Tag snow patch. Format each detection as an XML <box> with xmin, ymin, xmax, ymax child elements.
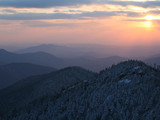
<box><xmin>68</xmin><ymin>85</ymin><xmax>75</xmax><ymax>90</ymax></box>
<box><xmin>134</xmin><ymin>66</ymin><xmax>141</xmax><ymax>70</ymax></box>
<box><xmin>119</xmin><ymin>79</ymin><xmax>131</xmax><ymax>84</ymax></box>
<box><xmin>83</xmin><ymin>80</ymin><xmax>88</xmax><ymax>83</ymax></box>
<box><xmin>133</xmin><ymin>66</ymin><xmax>144</xmax><ymax>74</ymax></box>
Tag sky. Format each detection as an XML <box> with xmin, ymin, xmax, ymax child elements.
<box><xmin>0</xmin><ymin>0</ymin><xmax>160</xmax><ymax>46</ymax></box>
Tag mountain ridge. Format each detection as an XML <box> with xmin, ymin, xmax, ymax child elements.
<box><xmin>0</xmin><ymin>48</ymin><xmax>126</xmax><ymax>72</ymax></box>
<box><xmin>0</xmin><ymin>63</ymin><xmax>56</xmax><ymax>89</ymax></box>
<box><xmin>0</xmin><ymin>66</ymin><xmax>96</xmax><ymax>115</ymax></box>
<box><xmin>0</xmin><ymin>60</ymin><xmax>160</xmax><ymax>120</ymax></box>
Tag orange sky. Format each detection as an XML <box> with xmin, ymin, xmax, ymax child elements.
<box><xmin>0</xmin><ymin>1</ymin><xmax>160</xmax><ymax>46</ymax></box>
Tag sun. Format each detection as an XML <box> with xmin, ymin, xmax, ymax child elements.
<box><xmin>145</xmin><ymin>15</ymin><xmax>154</xmax><ymax>21</ymax></box>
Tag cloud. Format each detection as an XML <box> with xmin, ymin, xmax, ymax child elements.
<box><xmin>0</xmin><ymin>13</ymin><xmax>77</xmax><ymax>20</ymax></box>
<box><xmin>22</xmin><ymin>21</ymin><xmax>76</xmax><ymax>27</ymax></box>
<box><xmin>0</xmin><ymin>11</ymin><xmax>142</xmax><ymax>20</ymax></box>
<box><xmin>105</xmin><ymin>1</ymin><xmax>160</xmax><ymax>8</ymax></box>
<box><xmin>1</xmin><ymin>9</ymin><xmax>17</xmax><ymax>13</ymax></box>
<box><xmin>149</xmin><ymin>10</ymin><xmax>160</xmax><ymax>14</ymax></box>
<box><xmin>0</xmin><ymin>0</ymin><xmax>160</xmax><ymax>8</ymax></box>
<box><xmin>0</xmin><ymin>0</ymin><xmax>93</xmax><ymax>8</ymax></box>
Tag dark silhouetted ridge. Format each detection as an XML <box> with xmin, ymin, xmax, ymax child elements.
<box><xmin>1</xmin><ymin>60</ymin><xmax>160</xmax><ymax>120</ymax></box>
<box><xmin>0</xmin><ymin>63</ymin><xmax>56</xmax><ymax>89</ymax></box>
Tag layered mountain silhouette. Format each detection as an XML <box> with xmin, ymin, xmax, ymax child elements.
<box><xmin>0</xmin><ymin>49</ymin><xmax>64</xmax><ymax>68</ymax></box>
<box><xmin>16</xmin><ymin>44</ymin><xmax>91</xmax><ymax>58</ymax></box>
<box><xmin>16</xmin><ymin>44</ymin><xmax>160</xmax><ymax>59</ymax></box>
<box><xmin>0</xmin><ymin>49</ymin><xmax>126</xmax><ymax>71</ymax></box>
<box><xmin>0</xmin><ymin>60</ymin><xmax>160</xmax><ymax>120</ymax></box>
<box><xmin>0</xmin><ymin>67</ymin><xmax>96</xmax><ymax>119</ymax></box>
<box><xmin>145</xmin><ymin>54</ymin><xmax>160</xmax><ymax>66</ymax></box>
<box><xmin>0</xmin><ymin>63</ymin><xmax>56</xmax><ymax>89</ymax></box>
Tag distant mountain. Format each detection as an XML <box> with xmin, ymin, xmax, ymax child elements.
<box><xmin>0</xmin><ymin>63</ymin><xmax>56</xmax><ymax>89</ymax></box>
<box><xmin>0</xmin><ymin>49</ymin><xmax>65</xmax><ymax>68</ymax></box>
<box><xmin>61</xmin><ymin>44</ymin><xmax>160</xmax><ymax>59</ymax></box>
<box><xmin>0</xmin><ymin>67</ymin><xmax>96</xmax><ymax>118</ymax></box>
<box><xmin>2</xmin><ymin>43</ymin><xmax>160</xmax><ymax>59</ymax></box>
<box><xmin>16</xmin><ymin>44</ymin><xmax>91</xmax><ymax>58</ymax></box>
<box><xmin>0</xmin><ymin>60</ymin><xmax>160</xmax><ymax>120</ymax></box>
<box><xmin>15</xmin><ymin>44</ymin><xmax>128</xmax><ymax>58</ymax></box>
<box><xmin>66</xmin><ymin>56</ymin><xmax>127</xmax><ymax>72</ymax></box>
<box><xmin>0</xmin><ymin>49</ymin><xmax>126</xmax><ymax>72</ymax></box>
<box><xmin>145</xmin><ymin>54</ymin><xmax>160</xmax><ymax>66</ymax></box>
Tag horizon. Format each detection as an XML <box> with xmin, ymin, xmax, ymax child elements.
<box><xmin>1</xmin><ymin>43</ymin><xmax>160</xmax><ymax>59</ymax></box>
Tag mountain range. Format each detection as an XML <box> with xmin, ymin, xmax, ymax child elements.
<box><xmin>0</xmin><ymin>63</ymin><xmax>56</xmax><ymax>89</ymax></box>
<box><xmin>0</xmin><ymin>49</ymin><xmax>126</xmax><ymax>72</ymax></box>
<box><xmin>16</xmin><ymin>44</ymin><xmax>160</xmax><ymax>59</ymax></box>
<box><xmin>16</xmin><ymin>44</ymin><xmax>92</xmax><ymax>58</ymax></box>
<box><xmin>15</xmin><ymin>44</ymin><xmax>160</xmax><ymax>66</ymax></box>
<box><xmin>0</xmin><ymin>67</ymin><xmax>96</xmax><ymax>118</ymax></box>
<box><xmin>0</xmin><ymin>60</ymin><xmax>160</xmax><ymax>120</ymax></box>
<box><xmin>145</xmin><ymin>54</ymin><xmax>160</xmax><ymax>66</ymax></box>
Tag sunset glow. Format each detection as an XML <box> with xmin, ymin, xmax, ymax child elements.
<box><xmin>144</xmin><ymin>21</ymin><xmax>152</xmax><ymax>28</ymax></box>
<box><xmin>0</xmin><ymin>0</ymin><xmax>160</xmax><ymax>46</ymax></box>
